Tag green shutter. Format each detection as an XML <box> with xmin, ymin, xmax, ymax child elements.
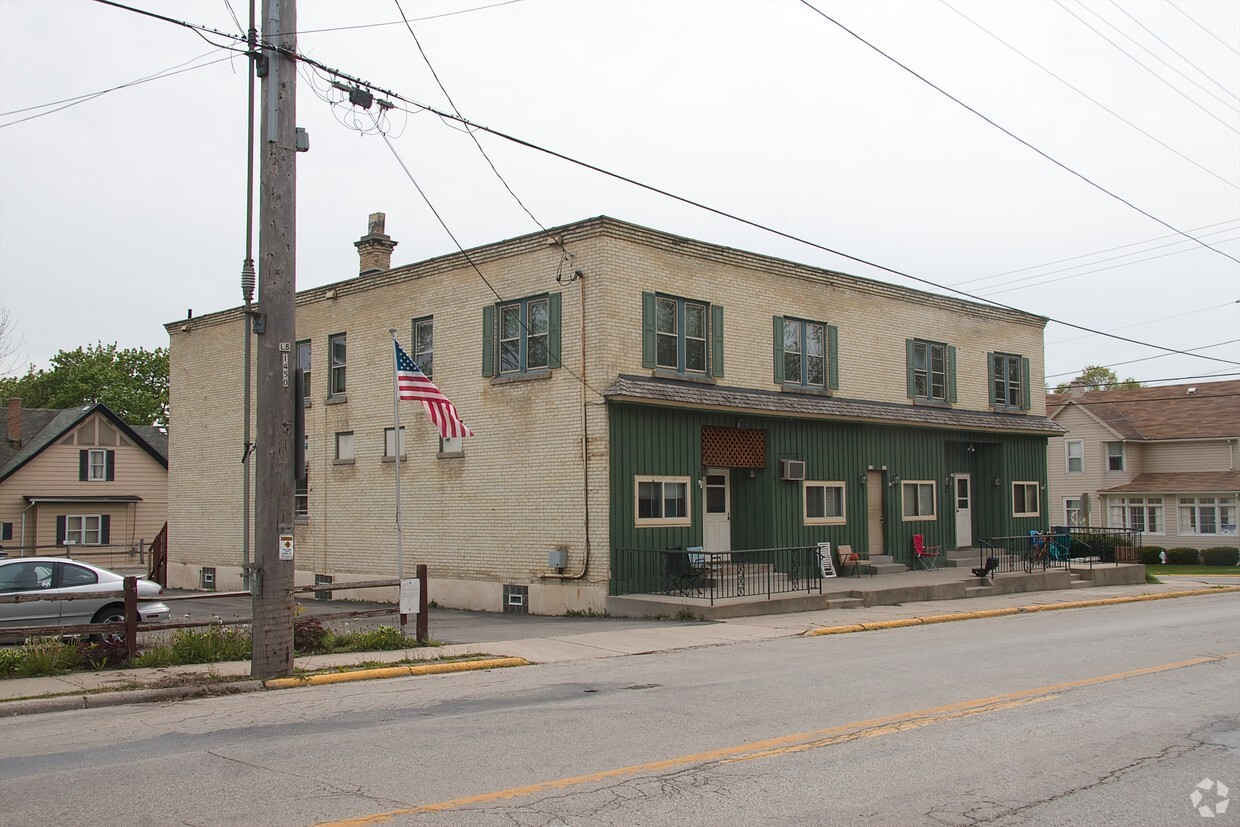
<box><xmin>548</xmin><ymin>292</ymin><xmax>562</xmax><ymax>369</ymax></box>
<box><xmin>641</xmin><ymin>292</ymin><xmax>655</xmax><ymax>368</ymax></box>
<box><xmin>828</xmin><ymin>324</ymin><xmax>839</xmax><ymax>390</ymax></box>
<box><xmin>711</xmin><ymin>304</ymin><xmax>724</xmax><ymax>377</ymax></box>
<box><xmin>481</xmin><ymin>305</ymin><xmax>495</xmax><ymax>378</ymax></box>
<box><xmin>100</xmin><ymin>515</ymin><xmax>110</xmax><ymax>545</ymax></box>
<box><xmin>986</xmin><ymin>352</ymin><xmax>995</xmax><ymax>406</ymax></box>
<box><xmin>1021</xmin><ymin>356</ymin><xmax>1032</xmax><ymax>410</ymax></box>
<box><xmin>905</xmin><ymin>339</ymin><xmax>916</xmax><ymax>398</ymax></box>
<box><xmin>947</xmin><ymin>345</ymin><xmax>957</xmax><ymax>403</ymax></box>
<box><xmin>772</xmin><ymin>316</ymin><xmax>784</xmax><ymax>384</ymax></box>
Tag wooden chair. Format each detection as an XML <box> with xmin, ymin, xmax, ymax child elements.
<box><xmin>838</xmin><ymin>544</ymin><xmax>871</xmax><ymax>577</ymax></box>
<box><xmin>912</xmin><ymin>534</ymin><xmax>941</xmax><ymax>571</ymax></box>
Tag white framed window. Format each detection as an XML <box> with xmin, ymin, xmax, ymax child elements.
<box><xmin>499</xmin><ymin>296</ymin><xmax>550</xmax><ymax>374</ymax></box>
<box><xmin>634</xmin><ymin>476</ymin><xmax>691</xmax><ymax>526</ymax></box>
<box><xmin>1106</xmin><ymin>442</ymin><xmax>1124</xmax><ymax>472</ymax></box>
<box><xmin>911</xmin><ymin>340</ymin><xmax>948</xmax><ymax>401</ymax></box>
<box><xmin>1064</xmin><ymin>497</ymin><xmax>1084</xmax><ymax>527</ymax></box>
<box><xmin>901</xmin><ymin>481</ymin><xmax>937</xmax><ymax>521</ymax></box>
<box><xmin>1178</xmin><ymin>496</ymin><xmax>1236</xmax><ymax>536</ymax></box>
<box><xmin>439</xmin><ymin>435</ymin><xmax>463</xmax><ymax>455</ymax></box>
<box><xmin>87</xmin><ymin>449</ymin><xmax>107</xmax><ymax>481</ymax></box>
<box><xmin>297</xmin><ymin>340</ymin><xmax>311</xmax><ymax>402</ymax></box>
<box><xmin>335</xmin><ymin>431</ymin><xmax>355</xmax><ymax>462</ymax></box>
<box><xmin>1012</xmin><ymin>482</ymin><xmax>1040</xmax><ymax>517</ymax></box>
<box><xmin>783</xmin><ymin>319</ymin><xmax>827</xmax><ymax>388</ymax></box>
<box><xmin>294</xmin><ymin>477</ymin><xmax>308</xmax><ymax>518</ymax></box>
<box><xmin>384</xmin><ymin>427</ymin><xmax>406</xmax><ymax>459</ymax></box>
<box><xmin>804</xmin><ymin>481</ymin><xmax>846</xmax><ymax>525</ymax></box>
<box><xmin>1066</xmin><ymin>440</ymin><xmax>1084</xmax><ymax>474</ymax></box>
<box><xmin>66</xmin><ymin>515</ymin><xmax>102</xmax><ymax>545</ymax></box>
<box><xmin>1109</xmin><ymin>496</ymin><xmax>1163</xmax><ymax>534</ymax></box>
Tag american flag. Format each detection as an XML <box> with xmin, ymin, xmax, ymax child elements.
<box><xmin>394</xmin><ymin>340</ymin><xmax>475</xmax><ymax>439</ymax></box>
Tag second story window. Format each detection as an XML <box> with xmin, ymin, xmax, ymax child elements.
<box><xmin>907</xmin><ymin>339</ymin><xmax>954</xmax><ymax>403</ymax></box>
<box><xmin>989</xmin><ymin>352</ymin><xmax>1029</xmax><ymax>410</ymax></box>
<box><xmin>1106</xmin><ymin>442</ymin><xmax>1125</xmax><ymax>472</ymax></box>
<box><xmin>329</xmin><ymin>333</ymin><xmax>347</xmax><ymax>397</ymax></box>
<box><xmin>774</xmin><ymin>316</ymin><xmax>838</xmax><ymax>389</ymax></box>
<box><xmin>482</xmin><ymin>294</ymin><xmax>561</xmax><ymax>378</ymax></box>
<box><xmin>297</xmin><ymin>340</ymin><xmax>311</xmax><ymax>402</ymax></box>
<box><xmin>642</xmin><ymin>292</ymin><xmax>723</xmax><ymax>378</ymax></box>
<box><xmin>79</xmin><ymin>449</ymin><xmax>114</xmax><ymax>482</ymax></box>
<box><xmin>413</xmin><ymin>316</ymin><xmax>434</xmax><ymax>378</ymax></box>
<box><xmin>1066</xmin><ymin>439</ymin><xmax>1084</xmax><ymax>474</ymax></box>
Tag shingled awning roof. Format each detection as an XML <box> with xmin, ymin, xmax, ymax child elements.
<box><xmin>1100</xmin><ymin>471</ymin><xmax>1240</xmax><ymax>495</ymax></box>
<box><xmin>605</xmin><ymin>375</ymin><xmax>1065</xmax><ymax>436</ymax></box>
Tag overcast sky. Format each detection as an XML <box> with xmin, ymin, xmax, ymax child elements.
<box><xmin>1</xmin><ymin>0</ymin><xmax>1237</xmax><ymax>390</ymax></box>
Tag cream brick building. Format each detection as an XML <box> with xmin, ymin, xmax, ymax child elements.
<box><xmin>166</xmin><ymin>216</ymin><xmax>1063</xmax><ymax>613</ymax></box>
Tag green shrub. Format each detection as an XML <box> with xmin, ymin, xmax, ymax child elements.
<box><xmin>1201</xmin><ymin>546</ymin><xmax>1240</xmax><ymax>566</ymax></box>
<box><xmin>1166</xmin><ymin>547</ymin><xmax>1201</xmax><ymax>565</ymax></box>
<box><xmin>17</xmin><ymin>637</ymin><xmax>81</xmax><ymax>677</ymax></box>
<box><xmin>0</xmin><ymin>647</ymin><xmax>22</xmax><ymax>677</ymax></box>
<box><xmin>134</xmin><ymin>625</ymin><xmax>251</xmax><ymax>667</ymax></box>
<box><xmin>1138</xmin><ymin>547</ymin><xmax>1165</xmax><ymax>565</ymax></box>
<box><xmin>79</xmin><ymin>639</ymin><xmax>129</xmax><ymax>670</ymax></box>
<box><xmin>316</xmin><ymin>624</ymin><xmax>416</xmax><ymax>654</ymax></box>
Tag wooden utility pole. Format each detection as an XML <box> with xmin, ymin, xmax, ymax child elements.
<box><xmin>251</xmin><ymin>0</ymin><xmax>297</xmax><ymax>679</ymax></box>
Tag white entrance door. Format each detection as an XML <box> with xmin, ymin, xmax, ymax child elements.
<box><xmin>953</xmin><ymin>473</ymin><xmax>972</xmax><ymax>548</ymax></box>
<box><xmin>703</xmin><ymin>469</ymin><xmax>731</xmax><ymax>553</ymax></box>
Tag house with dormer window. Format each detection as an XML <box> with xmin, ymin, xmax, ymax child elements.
<box><xmin>165</xmin><ymin>215</ymin><xmax>1064</xmax><ymax>614</ymax></box>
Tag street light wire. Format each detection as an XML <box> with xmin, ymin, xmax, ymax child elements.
<box><xmin>797</xmin><ymin>0</ymin><xmax>1240</xmax><ymax>266</ymax></box>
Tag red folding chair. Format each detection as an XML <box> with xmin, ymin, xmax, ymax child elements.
<box><xmin>912</xmin><ymin>534</ymin><xmax>941</xmax><ymax>571</ymax></box>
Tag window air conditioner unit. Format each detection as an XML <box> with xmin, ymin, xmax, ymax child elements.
<box><xmin>781</xmin><ymin>460</ymin><xmax>806</xmax><ymax>481</ymax></box>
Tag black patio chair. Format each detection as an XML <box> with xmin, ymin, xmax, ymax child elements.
<box><xmin>664</xmin><ymin>551</ymin><xmax>704</xmax><ymax>596</ymax></box>
<box><xmin>972</xmin><ymin>556</ymin><xmax>999</xmax><ymax>582</ymax></box>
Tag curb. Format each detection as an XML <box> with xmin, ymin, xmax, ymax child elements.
<box><xmin>0</xmin><ymin>680</ymin><xmax>265</xmax><ymax>719</ymax></box>
<box><xmin>803</xmin><ymin>586</ymin><xmax>1240</xmax><ymax>637</ymax></box>
<box><xmin>263</xmin><ymin>657</ymin><xmax>529</xmax><ymax>689</ymax></box>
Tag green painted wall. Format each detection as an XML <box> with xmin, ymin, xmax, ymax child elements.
<box><xmin>608</xmin><ymin>403</ymin><xmax>1050</xmax><ymax>568</ymax></box>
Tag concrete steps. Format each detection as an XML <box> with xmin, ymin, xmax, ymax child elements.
<box><xmin>943</xmin><ymin>549</ymin><xmax>984</xmax><ymax>568</ymax></box>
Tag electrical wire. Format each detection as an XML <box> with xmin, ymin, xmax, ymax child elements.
<box><xmin>0</xmin><ymin>52</ymin><xmax>237</xmax><ymax>128</ymax></box>
<box><xmin>1049</xmin><ymin>379</ymin><xmax>1240</xmax><ymax>396</ymax></box>
<box><xmin>1046</xmin><ymin>339</ymin><xmax>1240</xmax><ymax>378</ymax></box>
<box><xmin>1048</xmin><ymin>300</ymin><xmax>1239</xmax><ymax>346</ymax></box>
<box><xmin>1166</xmin><ymin>0</ymin><xmax>1240</xmax><ymax>58</ymax></box>
<box><xmin>798</xmin><ymin>0</ymin><xmax>1240</xmax><ymax>266</ymax></box>
<box><xmin>1055</xmin><ymin>0</ymin><xmax>1240</xmax><ymax>131</ymax></box>
<box><xmin>948</xmin><ymin>220</ymin><xmax>1239</xmax><ymax>288</ymax></box>
<box><xmin>86</xmin><ymin>0</ymin><xmax>1240</xmax><ymax>370</ymax></box>
<box><xmin>938</xmin><ymin>0</ymin><xmax>1238</xmax><ymax>191</ymax></box>
<box><xmin>285</xmin><ymin>0</ymin><xmax>524</xmax><ymax>38</ymax></box>
<box><xmin>1107</xmin><ymin>0</ymin><xmax>1240</xmax><ymax>104</ymax></box>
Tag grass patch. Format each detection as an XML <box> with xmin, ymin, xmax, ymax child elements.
<box><xmin>1148</xmin><ymin>565</ymin><xmax>1240</xmax><ymax>576</ymax></box>
<box><xmin>564</xmin><ymin>607</ymin><xmax>610</xmax><ymax>618</ymax></box>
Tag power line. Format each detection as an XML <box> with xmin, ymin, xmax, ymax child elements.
<box><xmin>1047</xmin><ymin>300</ymin><xmax>1239</xmax><ymax>346</ymax></box>
<box><xmin>1166</xmin><ymin>0</ymin><xmax>1240</xmax><ymax>58</ymax></box>
<box><xmin>1055</xmin><ymin>0</ymin><xmax>1240</xmax><ymax>131</ymax></box>
<box><xmin>1049</xmin><ymin>380</ymin><xmax>1240</xmax><ymax>397</ymax></box>
<box><xmin>797</xmin><ymin>0</ymin><xmax>1240</xmax><ymax>266</ymax></box>
<box><xmin>938</xmin><ymin>0</ymin><xmax>1238</xmax><ymax>191</ymax></box>
<box><xmin>88</xmin><ymin>0</ymin><xmax>1240</xmax><ymax>370</ymax></box>
<box><xmin>290</xmin><ymin>0</ymin><xmax>523</xmax><ymax>38</ymax></box>
<box><xmin>948</xmin><ymin>220</ymin><xmax>1239</xmax><ymax>288</ymax></box>
<box><xmin>1108</xmin><ymin>0</ymin><xmax>1240</xmax><ymax>105</ymax></box>
<box><xmin>1046</xmin><ymin>338</ymin><xmax>1240</xmax><ymax>378</ymax></box>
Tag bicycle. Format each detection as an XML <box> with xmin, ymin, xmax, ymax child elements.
<box><xmin>1025</xmin><ymin>530</ymin><xmax>1049</xmax><ymax>573</ymax></box>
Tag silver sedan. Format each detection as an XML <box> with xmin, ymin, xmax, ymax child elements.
<box><xmin>0</xmin><ymin>557</ymin><xmax>170</xmax><ymax>636</ymax></box>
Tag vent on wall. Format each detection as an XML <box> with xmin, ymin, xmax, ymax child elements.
<box><xmin>780</xmin><ymin>459</ymin><xmax>806</xmax><ymax>481</ymax></box>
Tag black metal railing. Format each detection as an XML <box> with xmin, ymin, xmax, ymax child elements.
<box><xmin>1057</xmin><ymin>526</ymin><xmax>1144</xmax><ymax>566</ymax></box>
<box><xmin>975</xmin><ymin>533</ymin><xmax>1074</xmax><ymax>576</ymax></box>
<box><xmin>611</xmin><ymin>546</ymin><xmax>827</xmax><ymax>604</ymax></box>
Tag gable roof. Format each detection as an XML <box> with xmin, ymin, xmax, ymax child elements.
<box><xmin>0</xmin><ymin>402</ymin><xmax>169</xmax><ymax>483</ymax></box>
<box><xmin>1046</xmin><ymin>380</ymin><xmax>1240</xmax><ymax>441</ymax></box>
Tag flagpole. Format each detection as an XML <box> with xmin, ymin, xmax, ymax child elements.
<box><xmin>389</xmin><ymin>328</ymin><xmax>406</xmax><ymax>634</ymax></box>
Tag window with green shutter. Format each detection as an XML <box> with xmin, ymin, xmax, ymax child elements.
<box><xmin>482</xmin><ymin>293</ymin><xmax>561</xmax><ymax>378</ymax></box>
<box><xmin>773</xmin><ymin>316</ymin><xmax>838</xmax><ymax>390</ymax></box>
<box><xmin>642</xmin><ymin>292</ymin><xmax>722</xmax><ymax>377</ymax></box>
<box><xmin>987</xmin><ymin>351</ymin><xmax>1030</xmax><ymax>410</ymax></box>
<box><xmin>906</xmin><ymin>339</ymin><xmax>955</xmax><ymax>403</ymax></box>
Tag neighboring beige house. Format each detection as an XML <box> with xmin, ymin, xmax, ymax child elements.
<box><xmin>1046</xmin><ymin>380</ymin><xmax>1240</xmax><ymax>549</ymax></box>
<box><xmin>166</xmin><ymin>214</ymin><xmax>1063</xmax><ymax>614</ymax></box>
<box><xmin>0</xmin><ymin>399</ymin><xmax>169</xmax><ymax>557</ymax></box>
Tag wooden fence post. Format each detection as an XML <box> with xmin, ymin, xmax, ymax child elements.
<box><xmin>123</xmin><ymin>576</ymin><xmax>137</xmax><ymax>665</ymax></box>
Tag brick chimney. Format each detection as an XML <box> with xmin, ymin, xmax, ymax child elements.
<box><xmin>7</xmin><ymin>398</ymin><xmax>21</xmax><ymax>448</ymax></box>
<box><xmin>354</xmin><ymin>212</ymin><xmax>398</xmax><ymax>276</ymax></box>
<box><xmin>1068</xmin><ymin>381</ymin><xmax>1087</xmax><ymax>400</ymax></box>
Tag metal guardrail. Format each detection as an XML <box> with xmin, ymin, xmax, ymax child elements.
<box><xmin>611</xmin><ymin>546</ymin><xmax>825</xmax><ymax>604</ymax></box>
<box><xmin>976</xmin><ymin>527</ymin><xmax>1144</xmax><ymax>575</ymax></box>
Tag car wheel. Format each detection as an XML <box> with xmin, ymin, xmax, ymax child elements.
<box><xmin>90</xmin><ymin>604</ymin><xmax>127</xmax><ymax>644</ymax></box>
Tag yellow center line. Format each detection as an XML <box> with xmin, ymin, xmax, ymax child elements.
<box><xmin>316</xmin><ymin>653</ymin><xmax>1236</xmax><ymax>826</ymax></box>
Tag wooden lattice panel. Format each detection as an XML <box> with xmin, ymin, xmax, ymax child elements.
<box><xmin>701</xmin><ymin>426</ymin><xmax>766</xmax><ymax>468</ymax></box>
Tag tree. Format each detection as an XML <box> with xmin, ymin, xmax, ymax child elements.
<box><xmin>1053</xmin><ymin>365</ymin><xmax>1142</xmax><ymax>394</ymax></box>
<box><xmin>0</xmin><ymin>343</ymin><xmax>169</xmax><ymax>425</ymax></box>
<box><xmin>0</xmin><ymin>307</ymin><xmax>22</xmax><ymax>377</ymax></box>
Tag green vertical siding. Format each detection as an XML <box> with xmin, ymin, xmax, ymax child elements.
<box><xmin>608</xmin><ymin>404</ymin><xmax>1050</xmax><ymax>567</ymax></box>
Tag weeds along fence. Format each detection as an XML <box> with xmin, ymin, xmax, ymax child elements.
<box><xmin>0</xmin><ymin>574</ymin><xmax>427</xmax><ymax>665</ymax></box>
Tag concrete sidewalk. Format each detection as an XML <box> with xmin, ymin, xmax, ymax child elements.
<box><xmin>2</xmin><ymin>575</ymin><xmax>1237</xmax><ymax>717</ymax></box>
